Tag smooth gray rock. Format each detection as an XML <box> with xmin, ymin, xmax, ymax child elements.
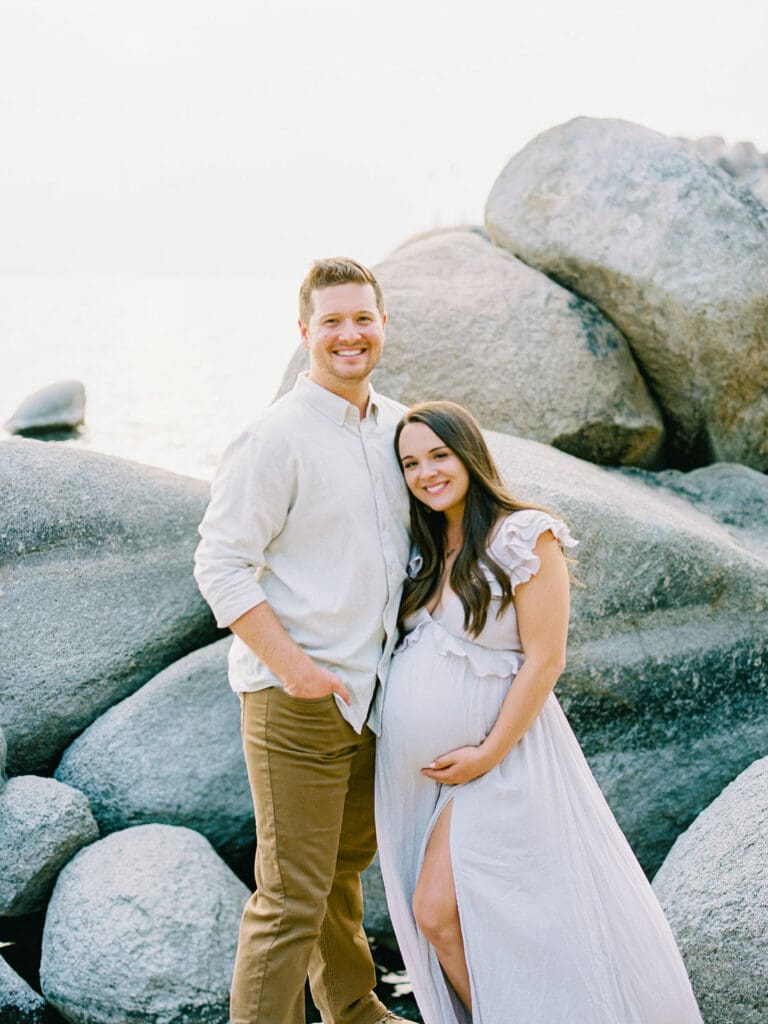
<box><xmin>4</xmin><ymin>380</ymin><xmax>86</xmax><ymax>434</ymax></box>
<box><xmin>485</xmin><ymin>117</ymin><xmax>768</xmax><ymax>470</ymax></box>
<box><xmin>483</xmin><ymin>430</ymin><xmax>768</xmax><ymax>873</ymax></box>
<box><xmin>0</xmin><ymin>776</ymin><xmax>99</xmax><ymax>916</ymax></box>
<box><xmin>40</xmin><ymin>825</ymin><xmax>248</xmax><ymax>1024</ymax></box>
<box><xmin>0</xmin><ymin>954</ymin><xmax>57</xmax><ymax>1024</ymax></box>
<box><xmin>718</xmin><ymin>140</ymin><xmax>765</xmax><ymax>178</ymax></box>
<box><xmin>653</xmin><ymin>756</ymin><xmax>768</xmax><ymax>1024</ymax></box>
<box><xmin>56</xmin><ymin>638</ymin><xmax>254</xmax><ymax>871</ymax></box>
<box><xmin>279</xmin><ymin>230</ymin><xmax>665</xmax><ymax>467</ymax></box>
<box><xmin>0</xmin><ymin>726</ymin><xmax>7</xmax><ymax>789</ymax></box>
<box><xmin>0</xmin><ymin>439</ymin><xmax>220</xmax><ymax>775</ymax></box>
<box><xmin>618</xmin><ymin>462</ymin><xmax>768</xmax><ymax>563</ymax></box>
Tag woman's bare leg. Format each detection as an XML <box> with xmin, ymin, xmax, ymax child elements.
<box><xmin>412</xmin><ymin>801</ymin><xmax>471</xmax><ymax>1012</ymax></box>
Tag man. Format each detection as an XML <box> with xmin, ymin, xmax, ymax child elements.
<box><xmin>194</xmin><ymin>257</ymin><xmax>411</xmax><ymax>1024</ymax></box>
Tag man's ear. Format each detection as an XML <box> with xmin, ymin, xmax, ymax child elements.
<box><xmin>299</xmin><ymin>319</ymin><xmax>310</xmax><ymax>350</ymax></box>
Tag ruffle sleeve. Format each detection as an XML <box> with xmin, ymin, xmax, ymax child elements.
<box><xmin>490</xmin><ymin>509</ymin><xmax>578</xmax><ymax>592</ymax></box>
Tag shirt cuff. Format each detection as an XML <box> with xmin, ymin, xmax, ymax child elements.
<box><xmin>202</xmin><ymin>577</ymin><xmax>268</xmax><ymax>630</ymax></box>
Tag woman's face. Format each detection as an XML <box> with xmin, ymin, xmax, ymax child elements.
<box><xmin>398</xmin><ymin>422</ymin><xmax>470</xmax><ymax>519</ymax></box>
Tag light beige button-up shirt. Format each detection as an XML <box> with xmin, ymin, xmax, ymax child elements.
<box><xmin>194</xmin><ymin>373</ymin><xmax>411</xmax><ymax>734</ymax></box>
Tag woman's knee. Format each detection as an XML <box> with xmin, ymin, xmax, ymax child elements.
<box><xmin>412</xmin><ymin>885</ymin><xmax>460</xmax><ymax>948</ymax></box>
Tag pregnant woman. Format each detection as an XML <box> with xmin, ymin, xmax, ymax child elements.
<box><xmin>375</xmin><ymin>401</ymin><xmax>702</xmax><ymax>1024</ymax></box>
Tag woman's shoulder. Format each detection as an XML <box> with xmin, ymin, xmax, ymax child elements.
<box><xmin>487</xmin><ymin>509</ymin><xmax>578</xmax><ymax>590</ymax></box>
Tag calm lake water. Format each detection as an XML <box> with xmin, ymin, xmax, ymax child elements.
<box><xmin>0</xmin><ymin>274</ymin><xmax>306</xmax><ymax>480</ymax></box>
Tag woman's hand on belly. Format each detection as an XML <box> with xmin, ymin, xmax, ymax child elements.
<box><xmin>420</xmin><ymin>744</ymin><xmax>494</xmax><ymax>786</ymax></box>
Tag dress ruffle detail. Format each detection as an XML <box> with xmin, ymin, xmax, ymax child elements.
<box><xmin>491</xmin><ymin>510</ymin><xmax>578</xmax><ymax>593</ymax></box>
<box><xmin>396</xmin><ymin>610</ymin><xmax>524</xmax><ymax>680</ymax></box>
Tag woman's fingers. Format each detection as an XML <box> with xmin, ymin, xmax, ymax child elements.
<box><xmin>420</xmin><ymin>746</ymin><xmax>488</xmax><ymax>785</ymax></box>
<box><xmin>425</xmin><ymin>750</ymin><xmax>457</xmax><ymax>769</ymax></box>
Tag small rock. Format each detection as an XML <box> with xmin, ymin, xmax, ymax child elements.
<box><xmin>718</xmin><ymin>140</ymin><xmax>764</xmax><ymax>178</ymax></box>
<box><xmin>0</xmin><ymin>776</ymin><xmax>99</xmax><ymax>917</ymax></box>
<box><xmin>0</xmin><ymin>954</ymin><xmax>58</xmax><ymax>1024</ymax></box>
<box><xmin>56</xmin><ymin>638</ymin><xmax>254</xmax><ymax>872</ymax></box>
<box><xmin>653</xmin><ymin>756</ymin><xmax>768</xmax><ymax>1024</ymax></box>
<box><xmin>685</xmin><ymin>136</ymin><xmax>768</xmax><ymax>211</ymax></box>
<box><xmin>683</xmin><ymin>135</ymin><xmax>727</xmax><ymax>163</ymax></box>
<box><xmin>4</xmin><ymin>381</ymin><xmax>86</xmax><ymax>435</ymax></box>
<box><xmin>40</xmin><ymin>824</ymin><xmax>248</xmax><ymax>1024</ymax></box>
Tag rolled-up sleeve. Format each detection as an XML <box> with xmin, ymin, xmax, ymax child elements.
<box><xmin>194</xmin><ymin>426</ymin><xmax>294</xmax><ymax>628</ymax></box>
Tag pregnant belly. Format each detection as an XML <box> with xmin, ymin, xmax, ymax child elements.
<box><xmin>381</xmin><ymin>641</ymin><xmax>509</xmax><ymax>774</ymax></box>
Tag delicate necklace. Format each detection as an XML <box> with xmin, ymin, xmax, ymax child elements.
<box><xmin>445</xmin><ymin>538</ymin><xmax>462</xmax><ymax>559</ymax></box>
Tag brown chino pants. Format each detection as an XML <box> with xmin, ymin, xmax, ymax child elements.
<box><xmin>230</xmin><ymin>686</ymin><xmax>387</xmax><ymax>1024</ymax></box>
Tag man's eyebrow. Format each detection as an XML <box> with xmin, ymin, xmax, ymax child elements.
<box><xmin>321</xmin><ymin>309</ymin><xmax>377</xmax><ymax>317</ymax></box>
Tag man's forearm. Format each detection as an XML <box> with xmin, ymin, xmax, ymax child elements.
<box><xmin>230</xmin><ymin>601</ymin><xmax>315</xmax><ymax>685</ymax></box>
<box><xmin>230</xmin><ymin>602</ymin><xmax>350</xmax><ymax>703</ymax></box>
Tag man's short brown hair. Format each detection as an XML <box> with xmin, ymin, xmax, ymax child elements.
<box><xmin>298</xmin><ymin>257</ymin><xmax>385</xmax><ymax>325</ymax></box>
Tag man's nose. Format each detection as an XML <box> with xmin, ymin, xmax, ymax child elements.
<box><xmin>337</xmin><ymin>319</ymin><xmax>360</xmax><ymax>341</ymax></box>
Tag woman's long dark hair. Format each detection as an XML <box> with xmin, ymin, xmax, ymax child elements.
<box><xmin>396</xmin><ymin>401</ymin><xmax>556</xmax><ymax>637</ymax></box>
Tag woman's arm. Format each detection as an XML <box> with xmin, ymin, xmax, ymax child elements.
<box><xmin>420</xmin><ymin>531</ymin><xmax>571</xmax><ymax>785</ymax></box>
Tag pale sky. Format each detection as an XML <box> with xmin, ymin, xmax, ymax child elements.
<box><xmin>1</xmin><ymin>0</ymin><xmax>766</xmax><ymax>279</ymax></box>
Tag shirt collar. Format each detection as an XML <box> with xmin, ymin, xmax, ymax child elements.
<box><xmin>293</xmin><ymin>372</ymin><xmax>380</xmax><ymax>425</ymax></box>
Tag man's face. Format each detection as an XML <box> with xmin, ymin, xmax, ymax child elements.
<box><xmin>299</xmin><ymin>283</ymin><xmax>386</xmax><ymax>394</ymax></box>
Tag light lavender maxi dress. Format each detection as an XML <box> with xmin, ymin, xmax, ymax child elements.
<box><xmin>375</xmin><ymin>509</ymin><xmax>703</xmax><ymax>1024</ymax></box>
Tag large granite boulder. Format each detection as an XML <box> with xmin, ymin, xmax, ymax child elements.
<box><xmin>483</xmin><ymin>430</ymin><xmax>768</xmax><ymax>874</ymax></box>
<box><xmin>0</xmin><ymin>776</ymin><xmax>98</xmax><ymax>916</ymax></box>
<box><xmin>56</xmin><ymin>638</ymin><xmax>254</xmax><ymax>872</ymax></box>
<box><xmin>653</xmin><ymin>756</ymin><xmax>768</xmax><ymax>1024</ymax></box>
<box><xmin>0</xmin><ymin>440</ymin><xmax>220</xmax><ymax>775</ymax></box>
<box><xmin>0</xmin><ymin>954</ymin><xmax>58</xmax><ymax>1024</ymax></box>
<box><xmin>4</xmin><ymin>381</ymin><xmax>86</xmax><ymax>436</ymax></box>
<box><xmin>279</xmin><ymin>230</ymin><xmax>664</xmax><ymax>467</ymax></box>
<box><xmin>40</xmin><ymin>825</ymin><xmax>248</xmax><ymax>1024</ymax></box>
<box><xmin>485</xmin><ymin>116</ymin><xmax>768</xmax><ymax>471</ymax></box>
<box><xmin>619</xmin><ymin>462</ymin><xmax>768</xmax><ymax>562</ymax></box>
